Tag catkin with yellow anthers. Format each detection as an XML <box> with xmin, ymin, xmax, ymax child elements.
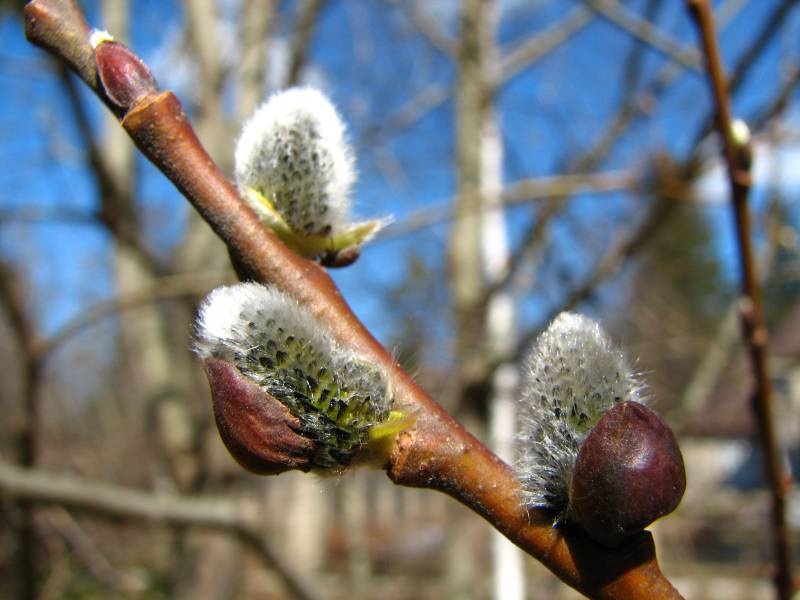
<box><xmin>194</xmin><ymin>282</ymin><xmax>394</xmax><ymax>470</ymax></box>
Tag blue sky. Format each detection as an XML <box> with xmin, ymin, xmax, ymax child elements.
<box><xmin>0</xmin><ymin>0</ymin><xmax>798</xmax><ymax>360</ymax></box>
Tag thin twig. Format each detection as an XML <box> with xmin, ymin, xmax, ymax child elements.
<box><xmin>511</xmin><ymin>197</ymin><xmax>672</xmax><ymax>363</ymax></box>
<box><xmin>380</xmin><ymin>169</ymin><xmax>636</xmax><ymax>241</ymax></box>
<box><xmin>584</xmin><ymin>0</ymin><xmax>701</xmax><ymax>72</ymax></box>
<box><xmin>398</xmin><ymin>0</ymin><xmax>458</xmax><ymax>57</ymax></box>
<box><xmin>690</xmin><ymin>0</ymin><xmax>799</xmax><ymax>149</ymax></box>
<box><xmin>31</xmin><ymin>271</ymin><xmax>233</xmax><ymax>361</ymax></box>
<box><xmin>497</xmin><ymin>0</ymin><xmax>750</xmax><ymax>324</ymax></box>
<box><xmin>685</xmin><ymin>2</ymin><xmax>794</xmax><ymax>598</ymax></box>
<box><xmin>40</xmin><ymin>507</ymin><xmax>147</xmax><ymax>594</ymax></box>
<box><xmin>363</xmin><ymin>5</ymin><xmax>594</xmax><ymax>147</ymax></box>
<box><xmin>498</xmin><ymin>6</ymin><xmax>594</xmax><ymax>85</ymax></box>
<box><xmin>23</xmin><ymin>2</ymin><xmax>683</xmax><ymax>597</ymax></box>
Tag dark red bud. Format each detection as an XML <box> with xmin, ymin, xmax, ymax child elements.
<box><xmin>203</xmin><ymin>358</ymin><xmax>313</xmax><ymax>475</ymax></box>
<box><xmin>320</xmin><ymin>245</ymin><xmax>361</xmax><ymax>268</ymax></box>
<box><xmin>570</xmin><ymin>401</ymin><xmax>686</xmax><ymax>547</ymax></box>
<box><xmin>94</xmin><ymin>40</ymin><xmax>157</xmax><ymax>111</ymax></box>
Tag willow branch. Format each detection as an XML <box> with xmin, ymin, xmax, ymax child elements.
<box><xmin>686</xmin><ymin>2</ymin><xmax>794</xmax><ymax>598</ymax></box>
<box><xmin>690</xmin><ymin>0</ymin><xmax>798</xmax><ymax>149</ymax></box>
<box><xmin>23</xmin><ymin>1</ymin><xmax>683</xmax><ymax>597</ymax></box>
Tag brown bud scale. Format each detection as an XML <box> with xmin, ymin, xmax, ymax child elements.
<box><xmin>570</xmin><ymin>401</ymin><xmax>686</xmax><ymax>547</ymax></box>
<box><xmin>203</xmin><ymin>357</ymin><xmax>313</xmax><ymax>474</ymax></box>
<box><xmin>94</xmin><ymin>40</ymin><xmax>157</xmax><ymax>111</ymax></box>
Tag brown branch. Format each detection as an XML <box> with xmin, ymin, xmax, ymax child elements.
<box><xmin>494</xmin><ymin>0</ymin><xmax>748</xmax><ymax>315</ymax></box>
<box><xmin>690</xmin><ymin>0</ymin><xmax>798</xmax><ymax>150</ymax></box>
<box><xmin>686</xmin><ymin>2</ymin><xmax>794</xmax><ymax>599</ymax></box>
<box><xmin>0</xmin><ymin>462</ymin><xmax>321</xmax><ymax>600</ymax></box>
<box><xmin>579</xmin><ymin>0</ymin><xmax>747</xmax><ymax>172</ymax></box>
<box><xmin>23</xmin><ymin>2</ymin><xmax>683</xmax><ymax>597</ymax></box>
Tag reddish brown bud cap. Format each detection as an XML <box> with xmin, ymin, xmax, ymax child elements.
<box><xmin>203</xmin><ymin>358</ymin><xmax>313</xmax><ymax>475</ymax></box>
<box><xmin>319</xmin><ymin>245</ymin><xmax>360</xmax><ymax>268</ymax></box>
<box><xmin>94</xmin><ymin>40</ymin><xmax>157</xmax><ymax>111</ymax></box>
<box><xmin>570</xmin><ymin>401</ymin><xmax>686</xmax><ymax>547</ymax></box>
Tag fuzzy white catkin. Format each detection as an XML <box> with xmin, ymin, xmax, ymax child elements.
<box><xmin>234</xmin><ymin>87</ymin><xmax>356</xmax><ymax>235</ymax></box>
<box><xmin>516</xmin><ymin>312</ymin><xmax>643</xmax><ymax>522</ymax></box>
<box><xmin>194</xmin><ymin>282</ymin><xmax>390</xmax><ymax>469</ymax></box>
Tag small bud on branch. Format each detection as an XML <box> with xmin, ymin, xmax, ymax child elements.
<box><xmin>91</xmin><ymin>29</ymin><xmax>157</xmax><ymax>112</ymax></box>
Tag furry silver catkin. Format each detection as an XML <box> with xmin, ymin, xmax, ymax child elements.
<box><xmin>234</xmin><ymin>87</ymin><xmax>387</xmax><ymax>264</ymax></box>
<box><xmin>194</xmin><ymin>282</ymin><xmax>392</xmax><ymax>470</ymax></box>
<box><xmin>235</xmin><ymin>87</ymin><xmax>355</xmax><ymax>236</ymax></box>
<box><xmin>516</xmin><ymin>312</ymin><xmax>644</xmax><ymax>522</ymax></box>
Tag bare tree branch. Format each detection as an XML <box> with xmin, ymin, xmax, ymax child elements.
<box><xmin>583</xmin><ymin>0</ymin><xmax>701</xmax><ymax>72</ymax></box>
<box><xmin>686</xmin><ymin>2</ymin><xmax>794</xmax><ymax>597</ymax></box>
<box><xmin>0</xmin><ymin>259</ymin><xmax>41</xmax><ymax>600</ymax></box>
<box><xmin>366</xmin><ymin>5</ymin><xmax>594</xmax><ymax>148</ymax></box>
<box><xmin>380</xmin><ymin>169</ymin><xmax>636</xmax><ymax>241</ymax></box>
<box><xmin>398</xmin><ymin>0</ymin><xmax>458</xmax><ymax>57</ymax></box>
<box><xmin>57</xmin><ymin>64</ymin><xmax>168</xmax><ymax>276</ymax></box>
<box><xmin>236</xmin><ymin>0</ymin><xmax>275</xmax><ymax>120</ymax></box>
<box><xmin>0</xmin><ymin>462</ymin><xmax>321</xmax><ymax>600</ymax></box>
<box><xmin>499</xmin><ymin>6</ymin><xmax>593</xmax><ymax>84</ymax></box>
<box><xmin>511</xmin><ymin>197</ymin><xmax>673</xmax><ymax>363</ymax></box>
<box><xmin>31</xmin><ymin>271</ymin><xmax>233</xmax><ymax>361</ymax></box>
<box><xmin>39</xmin><ymin>507</ymin><xmax>147</xmax><ymax>594</ymax></box>
<box><xmin>495</xmin><ymin>0</ymin><xmax>750</xmax><ymax>307</ymax></box>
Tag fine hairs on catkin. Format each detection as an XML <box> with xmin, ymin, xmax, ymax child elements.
<box><xmin>194</xmin><ymin>282</ymin><xmax>392</xmax><ymax>470</ymax></box>
<box><xmin>516</xmin><ymin>312</ymin><xmax>644</xmax><ymax>522</ymax></box>
<box><xmin>234</xmin><ymin>87</ymin><xmax>356</xmax><ymax>236</ymax></box>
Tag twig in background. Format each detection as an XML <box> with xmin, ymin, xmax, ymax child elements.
<box><xmin>0</xmin><ymin>463</ymin><xmax>320</xmax><ymax>600</ymax></box>
<box><xmin>0</xmin><ymin>259</ymin><xmax>41</xmax><ymax>600</ymax></box>
<box><xmin>584</xmin><ymin>0</ymin><xmax>701</xmax><ymax>72</ymax></box>
<box><xmin>685</xmin><ymin>1</ymin><xmax>794</xmax><ymax>598</ymax></box>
